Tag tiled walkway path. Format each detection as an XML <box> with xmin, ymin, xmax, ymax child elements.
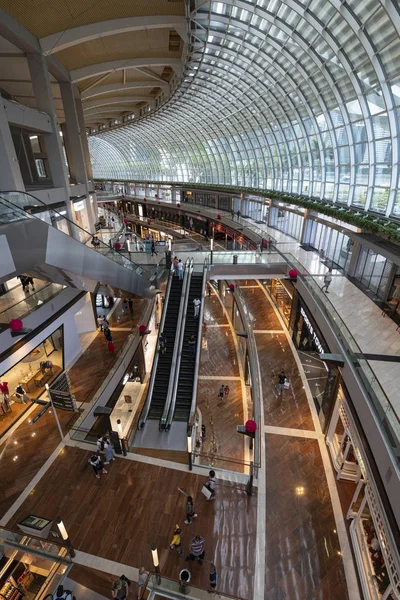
<box><xmin>238</xmin><ymin>281</ymin><xmax>352</xmax><ymax>600</ymax></box>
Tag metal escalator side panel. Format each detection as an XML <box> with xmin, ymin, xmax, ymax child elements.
<box><xmin>138</xmin><ymin>270</ymin><xmax>173</xmax><ymax>428</ymax></box>
<box><xmin>161</xmin><ymin>258</ymin><xmax>193</xmax><ymax>430</ymax></box>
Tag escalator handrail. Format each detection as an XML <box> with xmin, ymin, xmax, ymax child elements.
<box><xmin>187</xmin><ymin>256</ymin><xmax>209</xmax><ymax>431</ymax></box>
<box><xmin>160</xmin><ymin>257</ymin><xmax>193</xmax><ymax>430</ymax></box>
<box><xmin>165</xmin><ymin>256</ymin><xmax>197</xmax><ymax>428</ymax></box>
<box><xmin>137</xmin><ymin>270</ymin><xmax>173</xmax><ymax>428</ymax></box>
<box><xmin>0</xmin><ymin>191</ymin><xmax>149</xmax><ymax>279</ymax></box>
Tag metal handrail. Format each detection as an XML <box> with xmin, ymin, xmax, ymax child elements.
<box><xmin>160</xmin><ymin>257</ymin><xmax>192</xmax><ymax>430</ymax></box>
<box><xmin>232</xmin><ymin>284</ymin><xmax>263</xmax><ymax>473</ymax></box>
<box><xmin>187</xmin><ymin>255</ymin><xmax>209</xmax><ymax>432</ymax></box>
<box><xmin>165</xmin><ymin>256</ymin><xmax>201</xmax><ymax>428</ymax></box>
<box><xmin>137</xmin><ymin>271</ymin><xmax>173</xmax><ymax>429</ymax></box>
<box><xmin>0</xmin><ymin>191</ymin><xmax>149</xmax><ymax>279</ymax></box>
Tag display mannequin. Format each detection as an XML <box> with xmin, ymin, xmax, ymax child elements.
<box><xmin>15</xmin><ymin>384</ymin><xmax>29</xmax><ymax>404</ymax></box>
<box><xmin>0</xmin><ymin>381</ymin><xmax>10</xmax><ymax>412</ymax></box>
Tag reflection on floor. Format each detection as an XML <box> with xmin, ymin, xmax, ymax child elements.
<box><xmin>238</xmin><ymin>280</ymin><xmax>352</xmax><ymax>599</ymax></box>
<box><xmin>265</xmin><ymin>435</ymin><xmax>348</xmax><ymax>600</ymax></box>
<box><xmin>69</xmin><ymin>298</ymin><xmax>148</xmax><ymax>405</ymax></box>
<box><xmin>9</xmin><ymin>446</ymin><xmax>256</xmax><ymax>599</ymax></box>
<box><xmin>196</xmin><ymin>292</ymin><xmax>245</xmax><ymax>471</ymax></box>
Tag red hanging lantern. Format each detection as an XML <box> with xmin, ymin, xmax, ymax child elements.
<box><xmin>114</xmin><ymin>242</ymin><xmax>121</xmax><ymax>250</ymax></box>
<box><xmin>121</xmin><ymin>194</ymin><xmax>125</xmax><ymax>199</ymax></box>
<box><xmin>289</xmin><ymin>269</ymin><xmax>298</xmax><ymax>279</ymax></box>
<box><xmin>155</xmin><ymin>193</ymin><xmax>158</xmax><ymax>198</ymax></box>
<box><xmin>9</xmin><ymin>319</ymin><xmax>23</xmax><ymax>331</ymax></box>
<box><xmin>139</xmin><ymin>325</ymin><xmax>147</xmax><ymax>335</ymax></box>
<box><xmin>245</xmin><ymin>419</ymin><xmax>257</xmax><ymax>434</ymax></box>
<box><xmin>229</xmin><ymin>283</ymin><xmax>235</xmax><ymax>291</ymax></box>
<box><xmin>217</xmin><ymin>213</ymin><xmax>221</xmax><ymax>220</ymax></box>
<box><xmin>177</xmin><ymin>202</ymin><xmax>181</xmax><ymax>207</ymax></box>
<box><xmin>147</xmin><ymin>219</ymin><xmax>151</xmax><ymax>225</ymax></box>
<box><xmin>143</xmin><ymin>197</ymin><xmax>147</xmax><ymax>202</ymax></box>
<box><xmin>123</xmin><ymin>218</ymin><xmax>129</xmax><ymax>224</ymax></box>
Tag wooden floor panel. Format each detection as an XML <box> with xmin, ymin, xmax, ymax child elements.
<box><xmin>265</xmin><ymin>435</ymin><xmax>349</xmax><ymax>600</ymax></box>
<box><xmin>239</xmin><ymin>287</ymin><xmax>283</xmax><ymax>330</ymax></box>
<box><xmin>255</xmin><ymin>333</ymin><xmax>315</xmax><ymax>430</ymax></box>
<box><xmin>9</xmin><ymin>446</ymin><xmax>256</xmax><ymax>599</ymax></box>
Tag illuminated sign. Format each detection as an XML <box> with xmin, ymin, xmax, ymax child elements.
<box><xmin>300</xmin><ymin>307</ymin><xmax>324</xmax><ymax>354</ymax></box>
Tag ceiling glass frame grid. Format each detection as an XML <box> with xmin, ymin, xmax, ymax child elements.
<box><xmin>88</xmin><ymin>0</ymin><xmax>400</xmax><ymax>217</ymax></box>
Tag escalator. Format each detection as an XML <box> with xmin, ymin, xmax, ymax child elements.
<box><xmin>147</xmin><ymin>276</ymin><xmax>183</xmax><ymax>420</ymax></box>
<box><xmin>172</xmin><ymin>273</ymin><xmax>203</xmax><ymax>421</ymax></box>
<box><xmin>0</xmin><ymin>191</ymin><xmax>155</xmax><ymax>298</ymax></box>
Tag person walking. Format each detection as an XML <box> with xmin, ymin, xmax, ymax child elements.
<box><xmin>207</xmin><ymin>470</ymin><xmax>216</xmax><ymax>500</ymax></box>
<box><xmin>224</xmin><ymin>385</ymin><xmax>230</xmax><ymax>398</ymax></box>
<box><xmin>169</xmin><ymin>525</ymin><xmax>184</xmax><ymax>555</ymax></box>
<box><xmin>111</xmin><ymin>577</ymin><xmax>129</xmax><ymax>600</ymax></box>
<box><xmin>137</xmin><ymin>567</ymin><xmax>148</xmax><ymax>599</ymax></box>
<box><xmin>209</xmin><ymin>563</ymin><xmax>217</xmax><ymax>593</ymax></box>
<box><xmin>177</xmin><ymin>259</ymin><xmax>184</xmax><ymax>280</ymax></box>
<box><xmin>104</xmin><ymin>325</ymin><xmax>113</xmax><ymax>343</ymax></box>
<box><xmin>26</xmin><ymin>276</ymin><xmax>35</xmax><ymax>291</ymax></box>
<box><xmin>159</xmin><ymin>332</ymin><xmax>167</xmax><ymax>355</ymax></box>
<box><xmin>104</xmin><ymin>437</ymin><xmax>116</xmax><ymax>465</ymax></box>
<box><xmin>185</xmin><ymin>535</ymin><xmax>205</xmax><ymax>564</ymax></box>
<box><xmin>237</xmin><ymin>209</ymin><xmax>241</xmax><ymax>220</ymax></box>
<box><xmin>151</xmin><ymin>240</ymin><xmax>157</xmax><ymax>256</ymax></box>
<box><xmin>173</xmin><ymin>256</ymin><xmax>179</xmax><ymax>276</ymax></box>
<box><xmin>96</xmin><ymin>434</ymin><xmax>105</xmax><ymax>454</ymax></box>
<box><xmin>185</xmin><ymin>496</ymin><xmax>198</xmax><ymax>524</ymax></box>
<box><xmin>188</xmin><ymin>335</ymin><xmax>196</xmax><ymax>359</ymax></box>
<box><xmin>88</xmin><ymin>454</ymin><xmax>107</xmax><ymax>479</ymax></box>
<box><xmin>128</xmin><ymin>299</ymin><xmax>134</xmax><ymax>316</ymax></box>
<box><xmin>321</xmin><ymin>268</ymin><xmax>333</xmax><ymax>293</ymax></box>
<box><xmin>218</xmin><ymin>385</ymin><xmax>225</xmax><ymax>401</ymax></box>
<box><xmin>278</xmin><ymin>371</ymin><xmax>287</xmax><ymax>393</ymax></box>
<box><xmin>193</xmin><ymin>297</ymin><xmax>201</xmax><ymax>318</ymax></box>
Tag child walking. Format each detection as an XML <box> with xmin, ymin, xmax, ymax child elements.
<box><xmin>169</xmin><ymin>525</ymin><xmax>184</xmax><ymax>555</ymax></box>
<box><xmin>185</xmin><ymin>496</ymin><xmax>198</xmax><ymax>524</ymax></box>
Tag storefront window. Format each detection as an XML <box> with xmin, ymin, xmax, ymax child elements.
<box><xmin>269</xmin><ymin>206</ymin><xmax>304</xmax><ymax>240</ymax></box>
<box><xmin>263</xmin><ymin>279</ymin><xmax>293</xmax><ymax>326</ymax></box>
<box><xmin>0</xmin><ymin>327</ymin><xmax>64</xmax><ymax>436</ymax></box>
<box><xmin>354</xmin><ymin>247</ymin><xmax>393</xmax><ymax>298</ymax></box>
<box><xmin>303</xmin><ymin>219</ymin><xmax>353</xmax><ymax>271</ymax></box>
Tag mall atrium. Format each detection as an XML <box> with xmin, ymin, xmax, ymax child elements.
<box><xmin>0</xmin><ymin>1</ymin><xmax>399</xmax><ymax>599</ymax></box>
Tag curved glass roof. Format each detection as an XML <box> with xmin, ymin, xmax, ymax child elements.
<box><xmin>88</xmin><ymin>0</ymin><xmax>400</xmax><ymax>217</ymax></box>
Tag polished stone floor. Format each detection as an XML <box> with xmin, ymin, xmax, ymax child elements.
<box><xmin>238</xmin><ymin>282</ymin><xmax>351</xmax><ymax>599</ymax></box>
<box><xmin>197</xmin><ymin>292</ymin><xmax>245</xmax><ymax>471</ymax></box>
<box><xmin>10</xmin><ymin>446</ymin><xmax>256</xmax><ymax>599</ymax></box>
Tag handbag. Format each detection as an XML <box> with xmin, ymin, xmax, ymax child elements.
<box><xmin>201</xmin><ymin>484</ymin><xmax>212</xmax><ymax>500</ymax></box>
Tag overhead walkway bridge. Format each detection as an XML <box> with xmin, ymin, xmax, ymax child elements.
<box><xmin>0</xmin><ymin>191</ymin><xmax>157</xmax><ymax>298</ymax></box>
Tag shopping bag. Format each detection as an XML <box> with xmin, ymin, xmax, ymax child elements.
<box><xmin>201</xmin><ymin>484</ymin><xmax>212</xmax><ymax>500</ymax></box>
<box><xmin>283</xmin><ymin>381</ymin><xmax>290</xmax><ymax>390</ymax></box>
<box><xmin>108</xmin><ymin>341</ymin><xmax>115</xmax><ymax>353</ymax></box>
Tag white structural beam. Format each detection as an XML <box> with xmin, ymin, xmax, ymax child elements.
<box><xmin>82</xmin><ymin>81</ymin><xmax>169</xmax><ymax>99</ymax></box>
<box><xmin>40</xmin><ymin>16</ymin><xmax>188</xmax><ymax>55</ymax></box>
<box><xmin>71</xmin><ymin>58</ymin><xmax>182</xmax><ymax>82</ymax></box>
<box><xmin>0</xmin><ymin>8</ymin><xmax>70</xmax><ymax>82</ymax></box>
<box><xmin>82</xmin><ymin>96</ymin><xmax>154</xmax><ymax>111</ymax></box>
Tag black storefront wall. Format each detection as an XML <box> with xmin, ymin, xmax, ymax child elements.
<box><xmin>290</xmin><ymin>291</ymin><xmax>339</xmax><ymax>431</ymax></box>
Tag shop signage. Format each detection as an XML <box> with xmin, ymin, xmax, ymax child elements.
<box><xmin>300</xmin><ymin>307</ymin><xmax>324</xmax><ymax>354</ymax></box>
<box><xmin>49</xmin><ymin>390</ymin><xmax>77</xmax><ymax>412</ymax></box>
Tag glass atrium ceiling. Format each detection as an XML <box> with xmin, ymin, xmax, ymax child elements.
<box><xmin>88</xmin><ymin>0</ymin><xmax>400</xmax><ymax>217</ymax></box>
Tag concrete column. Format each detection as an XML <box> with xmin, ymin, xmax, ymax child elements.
<box><xmin>60</xmin><ymin>82</ymin><xmax>95</xmax><ymax>232</ymax></box>
<box><xmin>346</xmin><ymin>239</ymin><xmax>361</xmax><ymax>278</ymax></box>
<box><xmin>171</xmin><ymin>185</ymin><xmax>176</xmax><ymax>202</ymax></box>
<box><xmin>27</xmin><ymin>53</ymin><xmax>78</xmax><ymax>234</ymax></box>
<box><xmin>299</xmin><ymin>209</ymin><xmax>309</xmax><ymax>244</ymax></box>
<box><xmin>74</xmin><ymin>90</ymin><xmax>94</xmax><ymax>183</ymax></box>
<box><xmin>0</xmin><ymin>100</ymin><xmax>25</xmax><ymax>190</ymax></box>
